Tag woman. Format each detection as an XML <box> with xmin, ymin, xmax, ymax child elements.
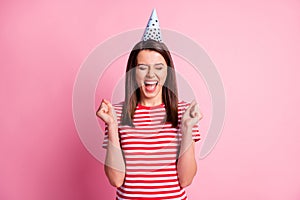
<box><xmin>96</xmin><ymin>39</ymin><xmax>203</xmax><ymax>199</ymax></box>
<box><xmin>97</xmin><ymin>9</ymin><xmax>203</xmax><ymax>199</ymax></box>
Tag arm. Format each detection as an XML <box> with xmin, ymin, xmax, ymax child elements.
<box><xmin>104</xmin><ymin>123</ymin><xmax>125</xmax><ymax>187</ymax></box>
<box><xmin>176</xmin><ymin>100</ymin><xmax>203</xmax><ymax>188</ymax></box>
<box><xmin>177</xmin><ymin>126</ymin><xmax>197</xmax><ymax>188</ymax></box>
<box><xmin>96</xmin><ymin>99</ymin><xmax>125</xmax><ymax>187</ymax></box>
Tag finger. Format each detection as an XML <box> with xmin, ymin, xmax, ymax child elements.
<box><xmin>103</xmin><ymin>99</ymin><xmax>115</xmax><ymax>114</ymax></box>
<box><xmin>102</xmin><ymin>99</ymin><xmax>112</xmax><ymax>108</ymax></box>
<box><xmin>101</xmin><ymin>101</ymin><xmax>109</xmax><ymax>111</ymax></box>
<box><xmin>189</xmin><ymin>101</ymin><xmax>199</xmax><ymax>118</ymax></box>
<box><xmin>190</xmin><ymin>109</ymin><xmax>199</xmax><ymax>118</ymax></box>
<box><xmin>101</xmin><ymin>105</ymin><xmax>108</xmax><ymax>113</ymax></box>
<box><xmin>193</xmin><ymin>111</ymin><xmax>204</xmax><ymax>121</ymax></box>
<box><xmin>97</xmin><ymin>100</ymin><xmax>106</xmax><ymax>111</ymax></box>
<box><xmin>97</xmin><ymin>102</ymin><xmax>108</xmax><ymax>116</ymax></box>
<box><xmin>97</xmin><ymin>107</ymin><xmax>106</xmax><ymax>118</ymax></box>
<box><xmin>96</xmin><ymin>109</ymin><xmax>104</xmax><ymax>118</ymax></box>
<box><xmin>194</xmin><ymin>104</ymin><xmax>204</xmax><ymax>120</ymax></box>
<box><xmin>185</xmin><ymin>100</ymin><xmax>196</xmax><ymax>115</ymax></box>
<box><xmin>189</xmin><ymin>100</ymin><xmax>197</xmax><ymax>109</ymax></box>
<box><xmin>194</xmin><ymin>103</ymin><xmax>200</xmax><ymax>114</ymax></box>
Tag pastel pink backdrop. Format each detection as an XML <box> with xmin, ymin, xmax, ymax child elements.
<box><xmin>1</xmin><ymin>0</ymin><xmax>299</xmax><ymax>200</ymax></box>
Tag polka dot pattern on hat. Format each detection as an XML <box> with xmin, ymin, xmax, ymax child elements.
<box><xmin>143</xmin><ymin>27</ymin><xmax>162</xmax><ymax>42</ymax></box>
<box><xmin>142</xmin><ymin>9</ymin><xmax>163</xmax><ymax>42</ymax></box>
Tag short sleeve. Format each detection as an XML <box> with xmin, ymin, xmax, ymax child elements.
<box><xmin>191</xmin><ymin>122</ymin><xmax>201</xmax><ymax>142</ymax></box>
<box><xmin>102</xmin><ymin>124</ymin><xmax>109</xmax><ymax>149</ymax></box>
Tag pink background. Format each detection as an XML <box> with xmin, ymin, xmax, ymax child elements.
<box><xmin>1</xmin><ymin>0</ymin><xmax>300</xmax><ymax>199</ymax></box>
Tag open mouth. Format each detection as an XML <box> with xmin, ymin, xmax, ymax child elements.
<box><xmin>144</xmin><ymin>81</ymin><xmax>158</xmax><ymax>93</ymax></box>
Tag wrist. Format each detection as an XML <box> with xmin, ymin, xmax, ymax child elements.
<box><xmin>107</xmin><ymin>123</ymin><xmax>119</xmax><ymax>142</ymax></box>
<box><xmin>181</xmin><ymin>124</ymin><xmax>193</xmax><ymax>139</ymax></box>
<box><xmin>181</xmin><ymin>122</ymin><xmax>193</xmax><ymax>131</ymax></box>
<box><xmin>107</xmin><ymin>121</ymin><xmax>118</xmax><ymax>129</ymax></box>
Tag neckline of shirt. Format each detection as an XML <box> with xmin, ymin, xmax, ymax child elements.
<box><xmin>137</xmin><ymin>103</ymin><xmax>165</xmax><ymax>109</ymax></box>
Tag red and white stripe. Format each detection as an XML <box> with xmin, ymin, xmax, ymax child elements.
<box><xmin>103</xmin><ymin>101</ymin><xmax>200</xmax><ymax>200</ymax></box>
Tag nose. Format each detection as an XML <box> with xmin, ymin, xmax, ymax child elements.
<box><xmin>146</xmin><ymin>67</ymin><xmax>155</xmax><ymax>78</ymax></box>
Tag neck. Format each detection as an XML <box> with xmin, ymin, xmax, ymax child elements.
<box><xmin>139</xmin><ymin>99</ymin><xmax>163</xmax><ymax>106</ymax></box>
<box><xmin>139</xmin><ymin>95</ymin><xmax>163</xmax><ymax>107</ymax></box>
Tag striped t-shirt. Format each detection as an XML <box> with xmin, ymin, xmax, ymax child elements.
<box><xmin>102</xmin><ymin>101</ymin><xmax>201</xmax><ymax>200</ymax></box>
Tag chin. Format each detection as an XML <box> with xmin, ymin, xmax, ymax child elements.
<box><xmin>141</xmin><ymin>87</ymin><xmax>162</xmax><ymax>100</ymax></box>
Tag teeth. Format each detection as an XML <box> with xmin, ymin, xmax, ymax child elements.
<box><xmin>144</xmin><ymin>81</ymin><xmax>158</xmax><ymax>85</ymax></box>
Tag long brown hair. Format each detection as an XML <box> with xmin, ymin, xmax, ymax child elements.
<box><xmin>121</xmin><ymin>39</ymin><xmax>178</xmax><ymax>127</ymax></box>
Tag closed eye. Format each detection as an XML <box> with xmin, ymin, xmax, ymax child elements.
<box><xmin>154</xmin><ymin>64</ymin><xmax>165</xmax><ymax>70</ymax></box>
<box><xmin>137</xmin><ymin>64</ymin><xmax>148</xmax><ymax>70</ymax></box>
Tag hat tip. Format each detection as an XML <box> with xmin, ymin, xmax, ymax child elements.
<box><xmin>152</xmin><ymin>8</ymin><xmax>157</xmax><ymax>16</ymax></box>
<box><xmin>141</xmin><ymin>8</ymin><xmax>163</xmax><ymax>42</ymax></box>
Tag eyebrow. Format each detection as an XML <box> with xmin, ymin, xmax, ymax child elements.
<box><xmin>136</xmin><ymin>63</ymin><xmax>165</xmax><ymax>66</ymax></box>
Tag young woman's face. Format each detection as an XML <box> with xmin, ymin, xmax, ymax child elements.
<box><xmin>135</xmin><ymin>50</ymin><xmax>168</xmax><ymax>103</ymax></box>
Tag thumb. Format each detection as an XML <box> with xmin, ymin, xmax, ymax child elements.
<box><xmin>185</xmin><ymin>100</ymin><xmax>196</xmax><ymax>113</ymax></box>
<box><xmin>190</xmin><ymin>102</ymin><xmax>199</xmax><ymax>118</ymax></box>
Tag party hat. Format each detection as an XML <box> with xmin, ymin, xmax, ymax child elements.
<box><xmin>142</xmin><ymin>9</ymin><xmax>163</xmax><ymax>42</ymax></box>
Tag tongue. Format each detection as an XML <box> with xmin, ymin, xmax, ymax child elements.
<box><xmin>145</xmin><ymin>84</ymin><xmax>156</xmax><ymax>92</ymax></box>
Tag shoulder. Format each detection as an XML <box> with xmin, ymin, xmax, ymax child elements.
<box><xmin>112</xmin><ymin>102</ymin><xmax>124</xmax><ymax>114</ymax></box>
<box><xmin>178</xmin><ymin>100</ymin><xmax>191</xmax><ymax>111</ymax></box>
<box><xmin>111</xmin><ymin>102</ymin><xmax>124</xmax><ymax>124</ymax></box>
<box><xmin>177</xmin><ymin>101</ymin><xmax>191</xmax><ymax>117</ymax></box>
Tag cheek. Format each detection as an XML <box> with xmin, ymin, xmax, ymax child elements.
<box><xmin>135</xmin><ymin>72</ymin><xmax>145</xmax><ymax>85</ymax></box>
<box><xmin>159</xmin><ymin>70</ymin><xmax>168</xmax><ymax>84</ymax></box>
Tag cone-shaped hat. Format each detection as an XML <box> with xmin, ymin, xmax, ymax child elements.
<box><xmin>142</xmin><ymin>9</ymin><xmax>162</xmax><ymax>42</ymax></box>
